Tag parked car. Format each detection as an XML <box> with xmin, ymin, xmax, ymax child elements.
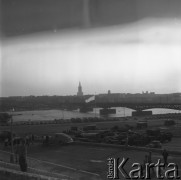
<box><xmin>12</xmin><ymin>137</ymin><xmax>24</xmax><ymax>145</ymax></box>
<box><xmin>0</xmin><ymin>131</ymin><xmax>16</xmax><ymax>142</ymax></box>
<box><xmin>146</xmin><ymin>140</ymin><xmax>162</xmax><ymax>149</ymax></box>
<box><xmin>51</xmin><ymin>133</ymin><xmax>73</xmax><ymax>145</ymax></box>
<box><xmin>164</xmin><ymin>120</ymin><xmax>175</xmax><ymax>126</ymax></box>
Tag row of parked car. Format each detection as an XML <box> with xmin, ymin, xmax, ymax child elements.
<box><xmin>0</xmin><ymin>130</ymin><xmax>74</xmax><ymax>147</ymax></box>
<box><xmin>65</xmin><ymin>124</ymin><xmax>173</xmax><ymax>149</ymax></box>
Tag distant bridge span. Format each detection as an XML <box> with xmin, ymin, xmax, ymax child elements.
<box><xmin>77</xmin><ymin>102</ymin><xmax>181</xmax><ymax>111</ymax></box>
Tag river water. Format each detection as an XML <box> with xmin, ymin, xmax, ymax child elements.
<box><xmin>10</xmin><ymin>107</ymin><xmax>181</xmax><ymax>122</ymax></box>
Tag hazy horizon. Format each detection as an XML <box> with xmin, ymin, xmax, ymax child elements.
<box><xmin>1</xmin><ymin>0</ymin><xmax>181</xmax><ymax>97</ymax></box>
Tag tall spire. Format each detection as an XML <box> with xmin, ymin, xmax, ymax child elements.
<box><xmin>77</xmin><ymin>82</ymin><xmax>83</xmax><ymax>96</ymax></box>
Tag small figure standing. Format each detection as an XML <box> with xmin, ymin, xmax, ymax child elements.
<box><xmin>143</xmin><ymin>155</ymin><xmax>148</xmax><ymax>166</ymax></box>
<box><xmin>148</xmin><ymin>151</ymin><xmax>155</xmax><ymax>175</ymax></box>
<box><xmin>142</xmin><ymin>153</ymin><xmax>154</xmax><ymax>177</ymax></box>
<box><xmin>162</xmin><ymin>149</ymin><xmax>169</xmax><ymax>165</ymax></box>
<box><xmin>148</xmin><ymin>151</ymin><xmax>152</xmax><ymax>163</ymax></box>
<box><xmin>14</xmin><ymin>143</ymin><xmax>19</xmax><ymax>163</ymax></box>
<box><xmin>18</xmin><ymin>139</ymin><xmax>27</xmax><ymax>172</ymax></box>
<box><xmin>142</xmin><ymin>155</ymin><xmax>148</xmax><ymax>175</ymax></box>
<box><xmin>31</xmin><ymin>134</ymin><xmax>35</xmax><ymax>145</ymax></box>
<box><xmin>25</xmin><ymin>135</ymin><xmax>30</xmax><ymax>147</ymax></box>
<box><xmin>45</xmin><ymin>135</ymin><xmax>49</xmax><ymax>145</ymax></box>
<box><xmin>125</xmin><ymin>131</ymin><xmax>129</xmax><ymax>148</ymax></box>
<box><xmin>4</xmin><ymin>138</ymin><xmax>9</xmax><ymax>147</ymax></box>
<box><xmin>42</xmin><ymin>135</ymin><xmax>46</xmax><ymax>145</ymax></box>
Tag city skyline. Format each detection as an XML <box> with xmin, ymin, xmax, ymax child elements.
<box><xmin>1</xmin><ymin>0</ymin><xmax>181</xmax><ymax>97</ymax></box>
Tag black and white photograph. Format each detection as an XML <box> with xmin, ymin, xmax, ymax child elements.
<box><xmin>0</xmin><ymin>0</ymin><xmax>181</xmax><ymax>179</ymax></box>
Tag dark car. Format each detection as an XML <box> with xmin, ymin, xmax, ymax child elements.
<box><xmin>146</xmin><ymin>140</ymin><xmax>162</xmax><ymax>149</ymax></box>
<box><xmin>0</xmin><ymin>131</ymin><xmax>13</xmax><ymax>142</ymax></box>
<box><xmin>12</xmin><ymin>137</ymin><xmax>24</xmax><ymax>145</ymax></box>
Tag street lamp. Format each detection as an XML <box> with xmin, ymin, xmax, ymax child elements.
<box><xmin>10</xmin><ymin>109</ymin><xmax>14</xmax><ymax>163</ymax></box>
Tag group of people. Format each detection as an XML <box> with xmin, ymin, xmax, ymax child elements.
<box><xmin>142</xmin><ymin>149</ymin><xmax>169</xmax><ymax>177</ymax></box>
<box><xmin>144</xmin><ymin>149</ymin><xmax>169</xmax><ymax>165</ymax></box>
<box><xmin>4</xmin><ymin>134</ymin><xmax>35</xmax><ymax>147</ymax></box>
<box><xmin>24</xmin><ymin>134</ymin><xmax>35</xmax><ymax>146</ymax></box>
<box><xmin>14</xmin><ymin>139</ymin><xmax>28</xmax><ymax>172</ymax></box>
<box><xmin>3</xmin><ymin>134</ymin><xmax>35</xmax><ymax>172</ymax></box>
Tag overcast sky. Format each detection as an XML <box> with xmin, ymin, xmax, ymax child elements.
<box><xmin>1</xmin><ymin>0</ymin><xmax>181</xmax><ymax>97</ymax></box>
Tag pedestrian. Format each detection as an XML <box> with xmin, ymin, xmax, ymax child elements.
<box><xmin>143</xmin><ymin>153</ymin><xmax>154</xmax><ymax>178</ymax></box>
<box><xmin>162</xmin><ymin>149</ymin><xmax>169</xmax><ymax>165</ymax></box>
<box><xmin>4</xmin><ymin>138</ymin><xmax>8</xmax><ymax>147</ymax></box>
<box><xmin>25</xmin><ymin>135</ymin><xmax>30</xmax><ymax>147</ymax></box>
<box><xmin>31</xmin><ymin>134</ymin><xmax>35</xmax><ymax>145</ymax></box>
<box><xmin>143</xmin><ymin>155</ymin><xmax>148</xmax><ymax>165</ymax></box>
<box><xmin>142</xmin><ymin>155</ymin><xmax>148</xmax><ymax>172</ymax></box>
<box><xmin>45</xmin><ymin>135</ymin><xmax>49</xmax><ymax>145</ymax></box>
<box><xmin>18</xmin><ymin>139</ymin><xmax>27</xmax><ymax>172</ymax></box>
<box><xmin>14</xmin><ymin>143</ymin><xmax>19</xmax><ymax>163</ymax></box>
<box><xmin>148</xmin><ymin>151</ymin><xmax>155</xmax><ymax>175</ymax></box>
<box><xmin>148</xmin><ymin>151</ymin><xmax>152</xmax><ymax>163</ymax></box>
<box><xmin>42</xmin><ymin>135</ymin><xmax>46</xmax><ymax>145</ymax></box>
<box><xmin>125</xmin><ymin>131</ymin><xmax>129</xmax><ymax>148</ymax></box>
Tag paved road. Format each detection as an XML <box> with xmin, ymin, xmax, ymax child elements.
<box><xmin>1</xmin><ymin>143</ymin><xmax>181</xmax><ymax>179</ymax></box>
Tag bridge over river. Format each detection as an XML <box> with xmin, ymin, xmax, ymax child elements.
<box><xmin>76</xmin><ymin>102</ymin><xmax>181</xmax><ymax>116</ymax></box>
<box><xmin>67</xmin><ymin>94</ymin><xmax>181</xmax><ymax>115</ymax></box>
<box><xmin>85</xmin><ymin>102</ymin><xmax>181</xmax><ymax>111</ymax></box>
<box><xmin>64</xmin><ymin>101</ymin><xmax>181</xmax><ymax>116</ymax></box>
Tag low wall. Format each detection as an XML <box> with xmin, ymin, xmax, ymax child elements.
<box><xmin>0</xmin><ymin>167</ymin><xmax>59</xmax><ymax>180</ymax></box>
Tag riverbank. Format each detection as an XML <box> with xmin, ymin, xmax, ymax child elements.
<box><xmin>1</xmin><ymin>113</ymin><xmax>181</xmax><ymax>137</ymax></box>
<box><xmin>4</xmin><ymin>108</ymin><xmax>181</xmax><ymax>123</ymax></box>
<box><xmin>2</xmin><ymin>112</ymin><xmax>181</xmax><ymax>127</ymax></box>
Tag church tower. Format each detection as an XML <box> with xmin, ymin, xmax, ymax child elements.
<box><xmin>77</xmin><ymin>82</ymin><xmax>83</xmax><ymax>96</ymax></box>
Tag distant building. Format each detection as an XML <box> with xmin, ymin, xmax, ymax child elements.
<box><xmin>142</xmin><ymin>91</ymin><xmax>155</xmax><ymax>95</ymax></box>
<box><xmin>77</xmin><ymin>82</ymin><xmax>83</xmax><ymax>96</ymax></box>
<box><xmin>108</xmin><ymin>90</ymin><xmax>111</xmax><ymax>95</ymax></box>
<box><xmin>150</xmin><ymin>92</ymin><xmax>155</xmax><ymax>95</ymax></box>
